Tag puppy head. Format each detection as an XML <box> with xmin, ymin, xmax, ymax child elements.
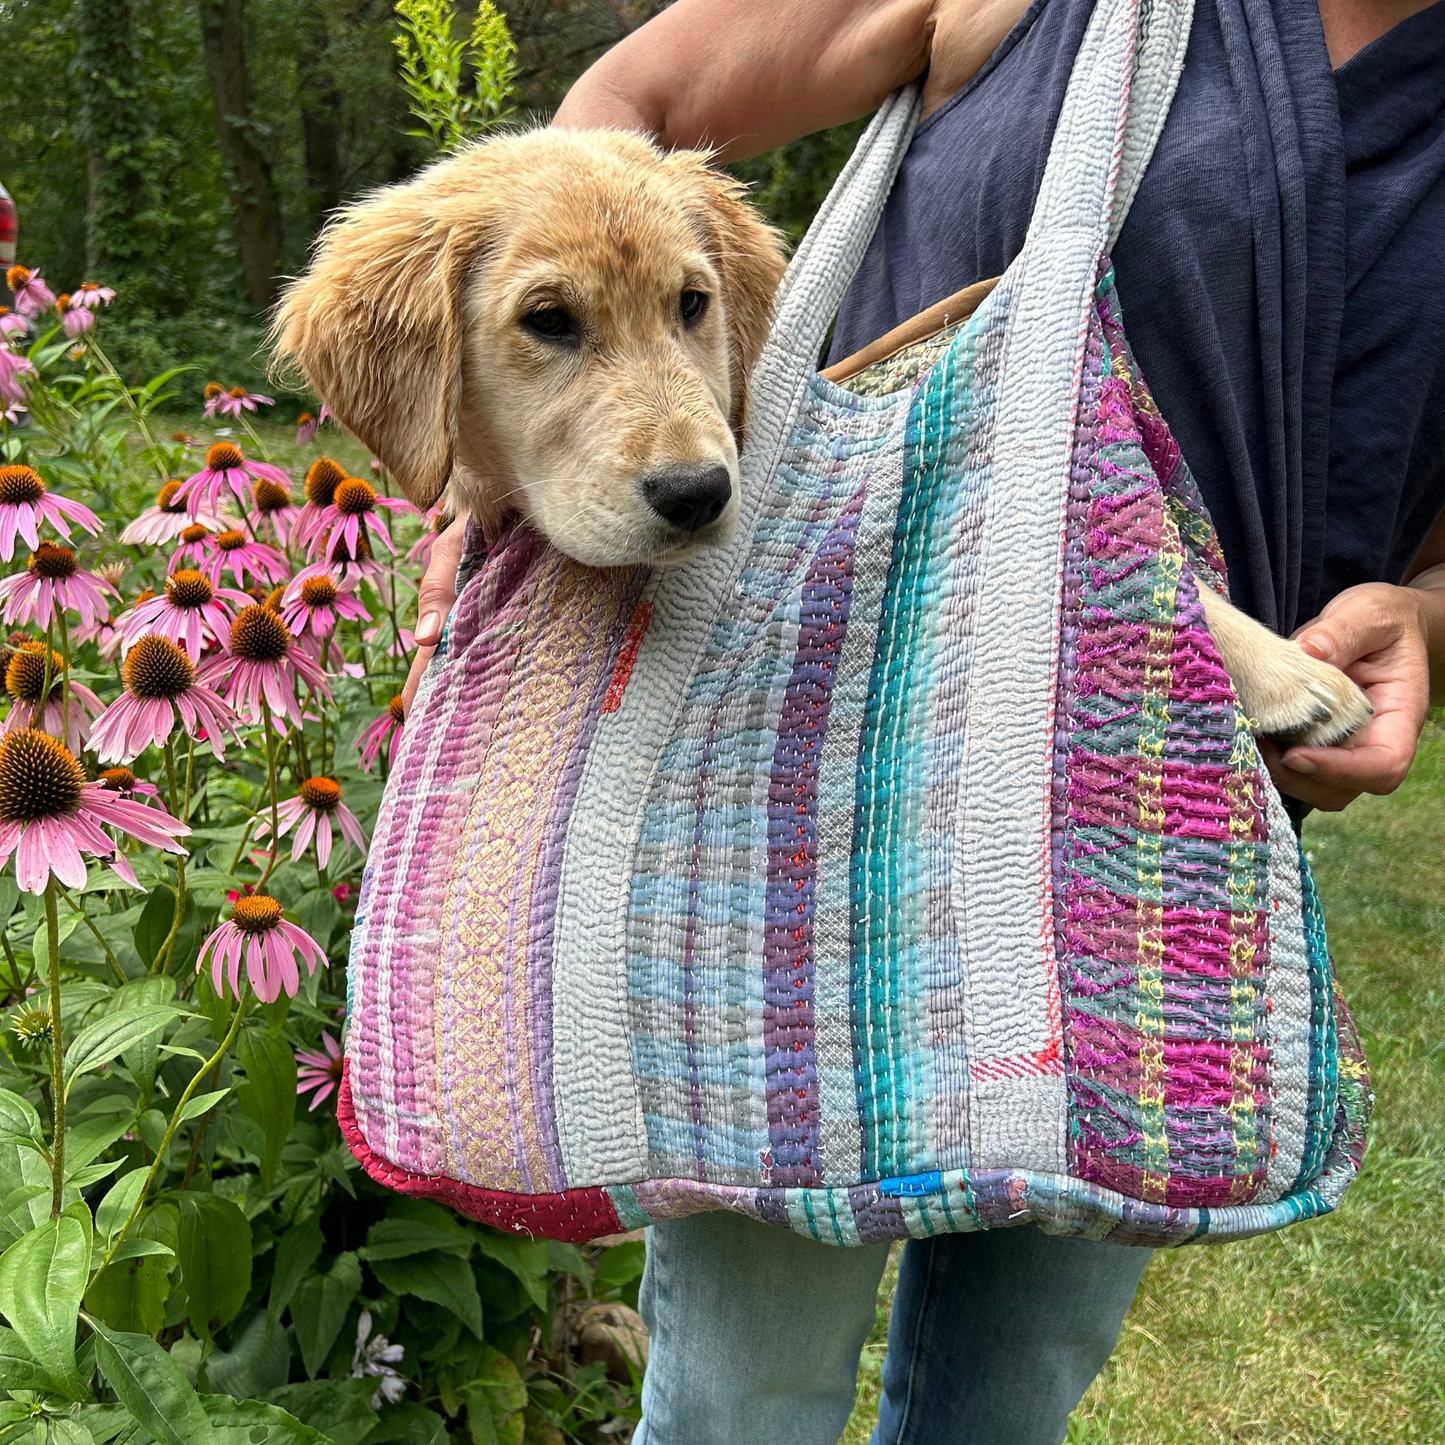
<box><xmin>271</xmin><ymin>129</ymin><xmax>786</xmax><ymax>567</ymax></box>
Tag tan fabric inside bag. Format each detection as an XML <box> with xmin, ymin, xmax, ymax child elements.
<box><xmin>820</xmin><ymin>276</ymin><xmax>1001</xmax><ymax>396</ymax></box>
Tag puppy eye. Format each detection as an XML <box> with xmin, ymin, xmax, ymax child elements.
<box><xmin>521</xmin><ymin>307</ymin><xmax>576</xmax><ymax>343</ymax></box>
<box><xmin>679</xmin><ymin>290</ymin><xmax>709</xmax><ymax>326</ymax></box>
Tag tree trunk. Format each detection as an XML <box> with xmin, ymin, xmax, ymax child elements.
<box><xmin>299</xmin><ymin>0</ymin><xmax>344</xmax><ymax>220</ymax></box>
<box><xmin>78</xmin><ymin>0</ymin><xmax>147</xmax><ymax>275</ymax></box>
<box><xmin>198</xmin><ymin>0</ymin><xmax>284</xmax><ymax>308</ymax></box>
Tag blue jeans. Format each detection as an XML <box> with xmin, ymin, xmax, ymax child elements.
<box><xmin>634</xmin><ymin>1211</ymin><xmax>1151</xmax><ymax>1445</ymax></box>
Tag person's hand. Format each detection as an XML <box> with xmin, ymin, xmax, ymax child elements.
<box><xmin>1262</xmin><ymin>579</ymin><xmax>1445</xmax><ymax>812</ymax></box>
<box><xmin>402</xmin><ymin>515</ymin><xmax>468</xmax><ymax>716</ymax></box>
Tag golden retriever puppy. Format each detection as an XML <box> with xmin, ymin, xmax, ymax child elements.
<box><xmin>273</xmin><ymin>126</ymin><xmax>1369</xmax><ymax>748</ymax></box>
<box><xmin>271</xmin><ymin>127</ymin><xmax>786</xmax><ymax>567</ymax></box>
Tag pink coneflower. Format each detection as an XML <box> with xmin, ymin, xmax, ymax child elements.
<box><xmin>5</xmin><ymin>266</ymin><xmax>55</xmax><ymax>320</ymax></box>
<box><xmin>296</xmin><ymin>1031</ymin><xmax>343</xmax><ymax>1110</ymax></box>
<box><xmin>248</xmin><ymin>478</ymin><xmax>299</xmax><ymax>548</ymax></box>
<box><xmin>2</xmin><ymin>643</ymin><xmax>105</xmax><ymax>753</ymax></box>
<box><xmin>294</xmin><ymin>413</ymin><xmax>318</xmax><ymax>447</ymax></box>
<box><xmin>293</xmin><ymin>458</ymin><xmax>348</xmax><ymax>554</ymax></box>
<box><xmin>0</xmin><ymin>728</ymin><xmax>188</xmax><ymax>893</ymax></box>
<box><xmin>356</xmin><ymin>695</ymin><xmax>404</xmax><ymax>773</ymax></box>
<box><xmin>54</xmin><ymin>295</ymin><xmax>93</xmax><ymax>337</ymax></box>
<box><xmin>121</xmin><ymin>480</ymin><xmax>223</xmax><ymax>547</ymax></box>
<box><xmin>168</xmin><ymin>523</ymin><xmax>215</xmax><ymax>574</ymax></box>
<box><xmin>90</xmin><ymin>634</ymin><xmax>240</xmax><ymax>763</ymax></box>
<box><xmin>175</xmin><ymin>441</ymin><xmax>291</xmax><ymax>520</ymax></box>
<box><xmin>0</xmin><ymin>309</ymin><xmax>27</xmax><ymax>339</ymax></box>
<box><xmin>71</xmin><ymin>283</ymin><xmax>114</xmax><ymax>311</ymax></box>
<box><xmin>255</xmin><ymin>776</ymin><xmax>366</xmax><ymax>869</ymax></box>
<box><xmin>196</xmin><ymin>895</ymin><xmax>325</xmax><ymax>1004</ymax></box>
<box><xmin>0</xmin><ymin>350</ymin><xmax>34</xmax><ymax>422</ymax></box>
<box><xmin>404</xmin><ymin>506</ymin><xmax>448</xmax><ymax>570</ymax></box>
<box><xmin>280</xmin><ymin>565</ymin><xmax>369</xmax><ymax>640</ymax></box>
<box><xmin>201</xmin><ymin>528</ymin><xmax>288</xmax><ymax>591</ymax></box>
<box><xmin>0</xmin><ymin>465</ymin><xmax>102</xmax><ymax>562</ymax></box>
<box><xmin>211</xmin><ymin>386</ymin><xmax>273</xmax><ymax>419</ymax></box>
<box><xmin>121</xmin><ymin>570</ymin><xmax>247</xmax><ymax>662</ymax></box>
<box><xmin>97</xmin><ymin>766</ymin><xmax>162</xmax><ymax>807</ymax></box>
<box><xmin>310</xmin><ymin>477</ymin><xmax>410</xmax><ymax>561</ymax></box>
<box><xmin>0</xmin><ymin>542</ymin><xmax>116</xmax><ymax>630</ymax></box>
<box><xmin>201</xmin><ymin>604</ymin><xmax>331</xmax><ymax>728</ymax></box>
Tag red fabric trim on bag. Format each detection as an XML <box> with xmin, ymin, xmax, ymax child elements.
<box><xmin>600</xmin><ymin>602</ymin><xmax>652</xmax><ymax>713</ymax></box>
<box><xmin>337</xmin><ymin>1061</ymin><xmax>625</xmax><ymax>1242</ymax></box>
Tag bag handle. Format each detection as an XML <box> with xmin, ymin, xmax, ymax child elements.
<box><xmin>766</xmin><ymin>0</ymin><xmax>1195</xmax><ymax>374</ymax></box>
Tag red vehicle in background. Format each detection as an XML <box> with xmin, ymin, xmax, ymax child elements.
<box><xmin>0</xmin><ymin>182</ymin><xmax>15</xmax><ymax>270</ymax></box>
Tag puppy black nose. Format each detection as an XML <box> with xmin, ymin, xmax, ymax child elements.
<box><xmin>640</xmin><ymin>464</ymin><xmax>732</xmax><ymax>533</ymax></box>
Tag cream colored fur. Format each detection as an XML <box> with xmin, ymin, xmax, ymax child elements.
<box><xmin>270</xmin><ymin>127</ymin><xmax>786</xmax><ymax>568</ymax></box>
<box><xmin>271</xmin><ymin>126</ymin><xmax>1369</xmax><ymax>748</ymax></box>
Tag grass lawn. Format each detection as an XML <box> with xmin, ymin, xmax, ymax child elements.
<box><xmin>845</xmin><ymin>718</ymin><xmax>1445</xmax><ymax>1445</ymax></box>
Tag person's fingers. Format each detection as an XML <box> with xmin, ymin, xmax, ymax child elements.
<box><xmin>1294</xmin><ymin>582</ymin><xmax>1418</xmax><ymax>668</ymax></box>
<box><xmin>1277</xmin><ymin>701</ymin><xmax>1420</xmax><ymax>797</ymax></box>
<box><xmin>1261</xmin><ymin>742</ymin><xmax>1361</xmax><ymax>811</ymax></box>
<box><xmin>413</xmin><ymin>515</ymin><xmax>468</xmax><ymax>648</ymax></box>
<box><xmin>401</xmin><ymin>641</ymin><xmax>436</xmax><ymax>717</ymax></box>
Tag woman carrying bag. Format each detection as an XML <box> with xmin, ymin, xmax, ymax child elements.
<box><xmin>398</xmin><ymin>0</ymin><xmax>1445</xmax><ymax>1441</ymax></box>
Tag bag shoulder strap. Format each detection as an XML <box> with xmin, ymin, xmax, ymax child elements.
<box><xmin>768</xmin><ymin>0</ymin><xmax>1196</xmax><ymax>373</ymax></box>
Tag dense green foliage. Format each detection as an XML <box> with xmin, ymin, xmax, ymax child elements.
<box><xmin>0</xmin><ymin>302</ymin><xmax>649</xmax><ymax>1442</ymax></box>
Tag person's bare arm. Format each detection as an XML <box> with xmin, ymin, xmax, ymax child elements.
<box><xmin>552</xmin><ymin>0</ymin><xmax>1032</xmax><ymax>157</ymax></box>
<box><xmin>405</xmin><ymin>0</ymin><xmax>1030</xmax><ymax>701</ymax></box>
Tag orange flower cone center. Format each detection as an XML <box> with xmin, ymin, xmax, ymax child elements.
<box><xmin>99</xmin><ymin>766</ymin><xmax>136</xmax><ymax>792</ymax></box>
<box><xmin>29</xmin><ymin>543</ymin><xmax>77</xmax><ymax>580</ymax></box>
<box><xmin>334</xmin><ymin>478</ymin><xmax>377</xmax><ymax>516</ymax></box>
<box><xmin>5</xmin><ymin>645</ymin><xmax>64</xmax><ymax>703</ymax></box>
<box><xmin>253</xmin><ymin>479</ymin><xmax>292</xmax><ymax>514</ymax></box>
<box><xmin>123</xmin><ymin>635</ymin><xmax>196</xmax><ymax>700</ymax></box>
<box><xmin>387</xmin><ymin>695</ymin><xmax>405</xmax><ymax>723</ymax></box>
<box><xmin>206</xmin><ymin>441</ymin><xmax>244</xmax><ymax>471</ymax></box>
<box><xmin>203</xmin><ymin>382</ymin><xmax>224</xmax><ymax>400</ymax></box>
<box><xmin>214</xmin><ymin>529</ymin><xmax>247</xmax><ymax>553</ymax></box>
<box><xmin>231</xmin><ymin>895</ymin><xmax>284</xmax><ymax>934</ymax></box>
<box><xmin>299</xmin><ymin>776</ymin><xmax>342</xmax><ymax>813</ymax></box>
<box><xmin>300</xmin><ymin>576</ymin><xmax>338</xmax><ymax>607</ymax></box>
<box><xmin>230</xmin><ymin>604</ymin><xmax>291</xmax><ymax>662</ymax></box>
<box><xmin>0</xmin><ymin>466</ymin><xmax>45</xmax><ymax>507</ymax></box>
<box><xmin>0</xmin><ymin>729</ymin><xmax>85</xmax><ymax>821</ymax></box>
<box><xmin>304</xmin><ymin>457</ymin><xmax>346</xmax><ymax>506</ymax></box>
<box><xmin>156</xmin><ymin>480</ymin><xmax>185</xmax><ymax>512</ymax></box>
<box><xmin>166</xmin><ymin>570</ymin><xmax>214</xmax><ymax>608</ymax></box>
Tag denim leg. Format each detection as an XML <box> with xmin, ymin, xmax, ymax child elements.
<box><xmin>871</xmin><ymin>1228</ymin><xmax>1151</xmax><ymax>1445</ymax></box>
<box><xmin>635</xmin><ymin>1210</ymin><xmax>892</xmax><ymax>1445</ymax></box>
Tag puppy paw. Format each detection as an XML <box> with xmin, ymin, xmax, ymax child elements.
<box><xmin>1236</xmin><ymin>642</ymin><xmax>1373</xmax><ymax>747</ymax></box>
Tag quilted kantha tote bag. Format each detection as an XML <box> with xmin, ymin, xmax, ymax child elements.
<box><xmin>340</xmin><ymin>0</ymin><xmax>1371</xmax><ymax>1246</ymax></box>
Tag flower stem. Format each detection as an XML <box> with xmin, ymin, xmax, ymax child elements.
<box><xmin>150</xmin><ymin>739</ymin><xmax>188</xmax><ymax>976</ymax></box>
<box><xmin>87</xmin><ymin>335</ymin><xmax>167</xmax><ymax>482</ymax></box>
<box><xmin>238</xmin><ymin>412</ymin><xmax>271</xmax><ymax>462</ymax></box>
<box><xmin>258</xmin><ymin>698</ymin><xmax>282</xmax><ymax>889</ymax></box>
<box><xmin>91</xmin><ymin>990</ymin><xmax>250</xmax><ymax>1278</ymax></box>
<box><xmin>56</xmin><ymin>607</ymin><xmax>71</xmax><ymax>751</ymax></box>
<box><xmin>44</xmin><ymin>879</ymin><xmax>65</xmax><ymax>1218</ymax></box>
<box><xmin>57</xmin><ymin>887</ymin><xmax>125</xmax><ymax>985</ymax></box>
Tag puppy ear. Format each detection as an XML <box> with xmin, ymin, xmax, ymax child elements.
<box><xmin>269</xmin><ymin>154</ymin><xmax>493</xmax><ymax>510</ymax></box>
<box><xmin>671</xmin><ymin>157</ymin><xmax>788</xmax><ymax>446</ymax></box>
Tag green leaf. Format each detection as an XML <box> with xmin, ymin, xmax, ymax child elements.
<box><xmin>236</xmin><ymin>1030</ymin><xmax>296</xmax><ymax>1190</ymax></box>
<box><xmin>64</xmin><ymin>1006</ymin><xmax>181</xmax><ymax>1089</ymax></box>
<box><xmin>291</xmin><ymin>1252</ymin><xmax>361</xmax><ymax>1379</ymax></box>
<box><xmin>267</xmin><ymin>1221</ymin><xmax>322</xmax><ymax>1329</ymax></box>
<box><xmin>198</xmin><ymin>1396</ymin><xmax>331</xmax><ymax>1445</ymax></box>
<box><xmin>0</xmin><ymin>1091</ymin><xmax>44</xmax><ymax>1151</ymax></box>
<box><xmin>545</xmin><ymin>1240</ymin><xmax>590</xmax><ymax>1288</ymax></box>
<box><xmin>115</xmin><ymin>977</ymin><xmax>179</xmax><ymax>1096</ymax></box>
<box><xmin>176</xmin><ymin>1195</ymin><xmax>251</xmax><ymax>1344</ymax></box>
<box><xmin>0</xmin><ymin>1323</ymin><xmax>52</xmax><ymax>1392</ymax></box>
<box><xmin>85</xmin><ymin>1205</ymin><xmax>176</xmax><ymax>1337</ymax></box>
<box><xmin>368</xmin><ymin>1251</ymin><xmax>483</xmax><ymax>1339</ymax></box>
<box><xmin>0</xmin><ymin>878</ymin><xmax>19</xmax><ymax>928</ymax></box>
<box><xmin>108</xmin><ymin>1238</ymin><xmax>174</xmax><ymax>1263</ymax></box>
<box><xmin>366</xmin><ymin>1404</ymin><xmax>449</xmax><ymax>1445</ymax></box>
<box><xmin>203</xmin><ymin>1309</ymin><xmax>291</xmax><ymax>1399</ymax></box>
<box><xmin>262</xmin><ymin>1382</ymin><xmax>378</xmax><ymax>1445</ymax></box>
<box><xmin>94</xmin><ymin>1171</ymin><xmax>148</xmax><ymax>1244</ymax></box>
<box><xmin>475</xmin><ymin>1231</ymin><xmax>550</xmax><ymax>1312</ymax></box>
<box><xmin>359</xmin><ymin>1219</ymin><xmax>473</xmax><ymax>1263</ymax></box>
<box><xmin>176</xmin><ymin>1089</ymin><xmax>230</xmax><ymax>1124</ymax></box>
<box><xmin>132</xmin><ymin>887</ymin><xmax>175</xmax><ymax>973</ymax></box>
<box><xmin>0</xmin><ymin>1209</ymin><xmax>92</xmax><ymax>1399</ymax></box>
<box><xmin>87</xmin><ymin>1315</ymin><xmax>216</xmax><ymax>1445</ymax></box>
<box><xmin>64</xmin><ymin>1115</ymin><xmax>133</xmax><ymax>1176</ymax></box>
